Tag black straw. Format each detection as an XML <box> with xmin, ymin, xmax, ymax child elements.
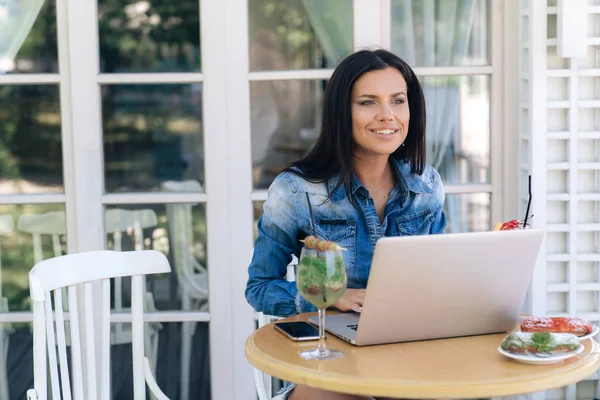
<box><xmin>306</xmin><ymin>192</ymin><xmax>317</xmax><ymax>236</ymax></box>
<box><xmin>523</xmin><ymin>175</ymin><xmax>532</xmax><ymax>228</ymax></box>
<box><xmin>305</xmin><ymin>192</ymin><xmax>327</xmax><ymax>303</ymax></box>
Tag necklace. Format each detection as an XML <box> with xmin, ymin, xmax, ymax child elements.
<box><xmin>368</xmin><ymin>181</ymin><xmax>384</xmax><ymax>192</ymax></box>
<box><xmin>367</xmin><ymin>178</ymin><xmax>392</xmax><ymax>197</ymax></box>
<box><xmin>361</xmin><ymin>167</ymin><xmax>395</xmax><ymax>196</ymax></box>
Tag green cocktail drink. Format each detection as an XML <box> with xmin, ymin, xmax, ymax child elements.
<box><xmin>296</xmin><ymin>250</ymin><xmax>346</xmax><ymax>309</ymax></box>
<box><xmin>296</xmin><ymin>245</ymin><xmax>347</xmax><ymax>360</ymax></box>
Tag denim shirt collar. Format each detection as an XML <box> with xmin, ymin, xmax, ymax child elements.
<box><xmin>327</xmin><ymin>159</ymin><xmax>432</xmax><ymax>203</ymax></box>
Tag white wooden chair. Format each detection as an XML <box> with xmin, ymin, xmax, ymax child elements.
<box><xmin>161</xmin><ymin>180</ymin><xmax>208</xmax><ymax>400</ymax></box>
<box><xmin>26</xmin><ymin>250</ymin><xmax>170</xmax><ymax>400</ymax></box>
<box><xmin>0</xmin><ymin>214</ymin><xmax>15</xmax><ymax>400</ymax></box>
<box><xmin>252</xmin><ymin>251</ymin><xmax>297</xmax><ymax>400</ymax></box>
<box><xmin>18</xmin><ymin>211</ymin><xmax>163</xmax><ymax>375</ymax></box>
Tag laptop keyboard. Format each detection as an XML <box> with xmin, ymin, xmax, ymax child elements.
<box><xmin>346</xmin><ymin>324</ymin><xmax>358</xmax><ymax>331</ymax></box>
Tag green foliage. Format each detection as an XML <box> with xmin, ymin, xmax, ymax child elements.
<box><xmin>0</xmin><ymin>141</ymin><xmax>20</xmax><ymax>180</ymax></box>
<box><xmin>249</xmin><ymin>0</ymin><xmax>326</xmax><ymax>70</ymax></box>
<box><xmin>97</xmin><ymin>0</ymin><xmax>200</xmax><ymax>72</ymax></box>
<box><xmin>0</xmin><ymin>85</ymin><xmax>62</xmax><ymax>183</ymax></box>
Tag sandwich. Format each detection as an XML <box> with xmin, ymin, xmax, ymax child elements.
<box><xmin>501</xmin><ymin>331</ymin><xmax>580</xmax><ymax>353</ymax></box>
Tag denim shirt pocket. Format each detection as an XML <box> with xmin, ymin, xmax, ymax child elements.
<box><xmin>314</xmin><ymin>219</ymin><xmax>357</xmax><ymax>271</ymax></box>
<box><xmin>396</xmin><ymin>209</ymin><xmax>435</xmax><ymax>235</ymax></box>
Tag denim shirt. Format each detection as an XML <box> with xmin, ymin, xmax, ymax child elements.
<box><xmin>245</xmin><ymin>159</ymin><xmax>446</xmax><ymax>317</ymax></box>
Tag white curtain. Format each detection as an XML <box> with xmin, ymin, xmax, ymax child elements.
<box><xmin>301</xmin><ymin>0</ymin><xmax>353</xmax><ymax>68</ymax></box>
<box><xmin>394</xmin><ymin>0</ymin><xmax>479</xmax><ymax>172</ymax></box>
<box><xmin>393</xmin><ymin>0</ymin><xmax>483</xmax><ymax>232</ymax></box>
<box><xmin>0</xmin><ymin>0</ymin><xmax>44</xmax><ymax>73</ymax></box>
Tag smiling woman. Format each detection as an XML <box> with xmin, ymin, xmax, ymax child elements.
<box><xmin>246</xmin><ymin>49</ymin><xmax>446</xmax><ymax>400</ymax></box>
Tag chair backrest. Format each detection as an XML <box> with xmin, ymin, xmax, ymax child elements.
<box><xmin>0</xmin><ymin>215</ymin><xmax>13</xmax><ymax>235</ymax></box>
<box><xmin>105</xmin><ymin>209</ymin><xmax>158</xmax><ymax>252</ymax></box>
<box><xmin>0</xmin><ymin>215</ymin><xmax>12</xmax><ymax>232</ymax></box>
<box><xmin>105</xmin><ymin>208</ymin><xmax>158</xmax><ymax>312</ymax></box>
<box><xmin>18</xmin><ymin>211</ymin><xmax>66</xmax><ymax>264</ymax></box>
<box><xmin>29</xmin><ymin>250</ymin><xmax>170</xmax><ymax>400</ymax></box>
<box><xmin>161</xmin><ymin>180</ymin><xmax>208</xmax><ymax>298</ymax></box>
<box><xmin>18</xmin><ymin>208</ymin><xmax>158</xmax><ymax>262</ymax></box>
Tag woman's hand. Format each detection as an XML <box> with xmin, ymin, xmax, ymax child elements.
<box><xmin>331</xmin><ymin>289</ymin><xmax>365</xmax><ymax>313</ymax></box>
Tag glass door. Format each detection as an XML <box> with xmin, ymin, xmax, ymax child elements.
<box><xmin>94</xmin><ymin>1</ymin><xmax>214</xmax><ymax>398</ymax></box>
<box><xmin>0</xmin><ymin>0</ymin><xmax>70</xmax><ymax>398</ymax></box>
<box><xmin>0</xmin><ymin>0</ymin><xmax>227</xmax><ymax>398</ymax></box>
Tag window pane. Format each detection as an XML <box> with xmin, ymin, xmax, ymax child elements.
<box><xmin>0</xmin><ymin>85</ymin><xmax>63</xmax><ymax>194</ymax></box>
<box><xmin>444</xmin><ymin>193</ymin><xmax>490</xmax><ymax>233</ymax></box>
<box><xmin>249</xmin><ymin>0</ymin><xmax>352</xmax><ymax>71</ymax></box>
<box><xmin>4</xmin><ymin>322</ymin><xmax>33</xmax><ymax>399</ymax></box>
<box><xmin>102</xmin><ymin>84</ymin><xmax>204</xmax><ymax>193</ymax></box>
<box><xmin>251</xmin><ymin>80</ymin><xmax>325</xmax><ymax>189</ymax></box>
<box><xmin>98</xmin><ymin>0</ymin><xmax>201</xmax><ymax>73</ymax></box>
<box><xmin>0</xmin><ymin>204</ymin><xmax>67</xmax><ymax>312</ymax></box>
<box><xmin>104</xmin><ymin>204</ymin><xmax>208</xmax><ymax>312</ymax></box>
<box><xmin>391</xmin><ymin>0</ymin><xmax>490</xmax><ymax>67</ymax></box>
<box><xmin>1</xmin><ymin>0</ymin><xmax>57</xmax><ymax>74</ymax></box>
<box><xmin>111</xmin><ymin>322</ymin><xmax>210</xmax><ymax>399</ymax></box>
<box><xmin>422</xmin><ymin>75</ymin><xmax>490</xmax><ymax>185</ymax></box>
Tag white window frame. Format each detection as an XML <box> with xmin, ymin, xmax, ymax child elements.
<box><xmin>0</xmin><ymin>1</ymin><xmax>511</xmax><ymax>398</ymax></box>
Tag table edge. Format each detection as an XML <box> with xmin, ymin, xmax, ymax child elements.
<box><xmin>245</xmin><ymin>329</ymin><xmax>600</xmax><ymax>398</ymax></box>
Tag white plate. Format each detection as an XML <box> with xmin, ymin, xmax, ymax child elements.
<box><xmin>498</xmin><ymin>344</ymin><xmax>584</xmax><ymax>365</ymax></box>
<box><xmin>578</xmin><ymin>325</ymin><xmax>600</xmax><ymax>341</ymax></box>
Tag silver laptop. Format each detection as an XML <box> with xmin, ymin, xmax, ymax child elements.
<box><xmin>309</xmin><ymin>229</ymin><xmax>545</xmax><ymax>346</ymax></box>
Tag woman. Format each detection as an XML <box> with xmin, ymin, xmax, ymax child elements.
<box><xmin>246</xmin><ymin>49</ymin><xmax>447</xmax><ymax>400</ymax></box>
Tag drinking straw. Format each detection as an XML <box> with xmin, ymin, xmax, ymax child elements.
<box><xmin>305</xmin><ymin>192</ymin><xmax>327</xmax><ymax>303</ymax></box>
<box><xmin>523</xmin><ymin>175</ymin><xmax>532</xmax><ymax>228</ymax></box>
<box><xmin>305</xmin><ymin>192</ymin><xmax>316</xmax><ymax>236</ymax></box>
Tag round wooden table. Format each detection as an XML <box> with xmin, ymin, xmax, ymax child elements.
<box><xmin>245</xmin><ymin>313</ymin><xmax>600</xmax><ymax>398</ymax></box>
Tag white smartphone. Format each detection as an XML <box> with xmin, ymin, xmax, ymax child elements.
<box><xmin>274</xmin><ymin>321</ymin><xmax>321</xmax><ymax>341</ymax></box>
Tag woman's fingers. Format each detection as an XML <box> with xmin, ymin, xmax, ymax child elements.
<box><xmin>351</xmin><ymin>304</ymin><xmax>363</xmax><ymax>313</ymax></box>
<box><xmin>332</xmin><ymin>289</ymin><xmax>366</xmax><ymax>312</ymax></box>
<box><xmin>352</xmin><ymin>289</ymin><xmax>365</xmax><ymax>312</ymax></box>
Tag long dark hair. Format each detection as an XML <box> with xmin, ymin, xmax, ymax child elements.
<box><xmin>284</xmin><ymin>49</ymin><xmax>427</xmax><ymax>201</ymax></box>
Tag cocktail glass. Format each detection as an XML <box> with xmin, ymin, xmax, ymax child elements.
<box><xmin>296</xmin><ymin>246</ymin><xmax>347</xmax><ymax>360</ymax></box>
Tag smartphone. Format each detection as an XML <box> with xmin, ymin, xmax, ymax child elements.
<box><xmin>274</xmin><ymin>321</ymin><xmax>321</xmax><ymax>341</ymax></box>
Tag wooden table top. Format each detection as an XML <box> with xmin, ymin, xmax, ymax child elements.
<box><xmin>245</xmin><ymin>313</ymin><xmax>600</xmax><ymax>398</ymax></box>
